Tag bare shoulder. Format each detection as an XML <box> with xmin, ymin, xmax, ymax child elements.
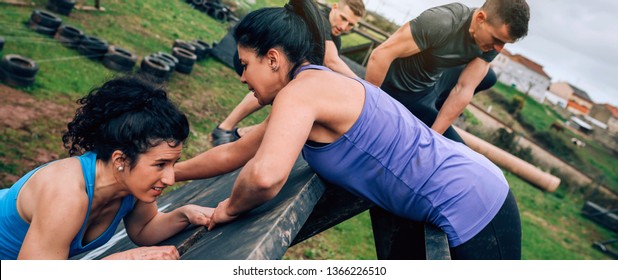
<box><xmin>18</xmin><ymin>157</ymin><xmax>89</xmax><ymax>223</ymax></box>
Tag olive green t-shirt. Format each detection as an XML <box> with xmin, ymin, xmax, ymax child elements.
<box><xmin>383</xmin><ymin>3</ymin><xmax>498</xmax><ymax>93</ymax></box>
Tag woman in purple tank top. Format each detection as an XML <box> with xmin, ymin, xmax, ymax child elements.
<box><xmin>175</xmin><ymin>0</ymin><xmax>521</xmax><ymax>260</ymax></box>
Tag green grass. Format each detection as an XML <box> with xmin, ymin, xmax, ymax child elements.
<box><xmin>475</xmin><ymin>83</ymin><xmax>618</xmax><ymax>192</ymax></box>
<box><xmin>1</xmin><ymin>0</ymin><xmax>615</xmax><ymax>260</ymax></box>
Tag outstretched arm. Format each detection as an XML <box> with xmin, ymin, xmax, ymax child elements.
<box><xmin>324</xmin><ymin>40</ymin><xmax>357</xmax><ymax>78</ymax></box>
<box><xmin>365</xmin><ymin>22</ymin><xmax>421</xmax><ymax>87</ymax></box>
<box><xmin>208</xmin><ymin>82</ymin><xmax>317</xmax><ymax>230</ymax></box>
<box><xmin>123</xmin><ymin>201</ymin><xmax>214</xmax><ymax>246</ymax></box>
<box><xmin>174</xmin><ymin>120</ymin><xmax>267</xmax><ymax>182</ymax></box>
<box><xmin>432</xmin><ymin>58</ymin><xmax>490</xmax><ymax>134</ymax></box>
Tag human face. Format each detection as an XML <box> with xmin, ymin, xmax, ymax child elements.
<box><xmin>237</xmin><ymin>46</ymin><xmax>285</xmax><ymax>106</ymax></box>
<box><xmin>472</xmin><ymin>13</ymin><xmax>514</xmax><ymax>53</ymax></box>
<box><xmin>121</xmin><ymin>142</ymin><xmax>183</xmax><ymax>203</ymax></box>
<box><xmin>329</xmin><ymin>4</ymin><xmax>360</xmax><ymax>36</ymax></box>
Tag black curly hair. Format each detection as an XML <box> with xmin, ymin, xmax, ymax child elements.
<box><xmin>62</xmin><ymin>74</ymin><xmax>190</xmax><ymax>167</ymax></box>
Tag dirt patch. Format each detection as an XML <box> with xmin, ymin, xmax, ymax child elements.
<box><xmin>0</xmin><ymin>84</ymin><xmax>74</xmax><ymax>130</ymax></box>
<box><xmin>0</xmin><ymin>84</ymin><xmax>75</xmax><ymax>187</ymax></box>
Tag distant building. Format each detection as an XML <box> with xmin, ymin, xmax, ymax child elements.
<box><xmin>589</xmin><ymin>103</ymin><xmax>618</xmax><ymax>134</ymax></box>
<box><xmin>548</xmin><ymin>82</ymin><xmax>594</xmax><ymax>115</ymax></box>
<box><xmin>491</xmin><ymin>49</ymin><xmax>551</xmax><ymax>103</ymax></box>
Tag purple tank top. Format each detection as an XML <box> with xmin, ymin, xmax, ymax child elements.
<box><xmin>299</xmin><ymin>65</ymin><xmax>509</xmax><ymax>246</ymax></box>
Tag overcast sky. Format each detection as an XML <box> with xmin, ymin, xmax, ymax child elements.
<box><xmin>363</xmin><ymin>0</ymin><xmax>618</xmax><ymax>106</ymax></box>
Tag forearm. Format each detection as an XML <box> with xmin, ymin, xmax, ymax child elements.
<box><xmin>175</xmin><ymin>146</ymin><xmax>244</xmax><ymax>181</ymax></box>
<box><xmin>129</xmin><ymin>208</ymin><xmax>190</xmax><ymax>245</ymax></box>
<box><xmin>432</xmin><ymin>86</ymin><xmax>474</xmax><ymax>134</ymax></box>
<box><xmin>219</xmin><ymin>92</ymin><xmax>264</xmax><ymax>130</ymax></box>
<box><xmin>325</xmin><ymin>55</ymin><xmax>358</xmax><ymax>78</ymax></box>
<box><xmin>225</xmin><ymin>159</ymin><xmax>284</xmax><ymax>217</ymax></box>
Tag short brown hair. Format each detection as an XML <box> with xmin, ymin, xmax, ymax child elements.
<box><xmin>481</xmin><ymin>0</ymin><xmax>530</xmax><ymax>40</ymax></box>
<box><xmin>340</xmin><ymin>0</ymin><xmax>366</xmax><ymax>18</ymax></box>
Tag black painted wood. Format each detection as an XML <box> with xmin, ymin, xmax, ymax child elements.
<box><xmin>292</xmin><ymin>182</ymin><xmax>374</xmax><ymax>246</ymax></box>
<box><xmin>424</xmin><ymin>224</ymin><xmax>451</xmax><ymax>260</ymax></box>
<box><xmin>369</xmin><ymin>207</ymin><xmax>451</xmax><ymax>260</ymax></box>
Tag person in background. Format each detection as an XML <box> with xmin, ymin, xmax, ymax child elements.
<box><xmin>210</xmin><ymin>0</ymin><xmax>366</xmax><ymax>146</ymax></box>
<box><xmin>0</xmin><ymin>75</ymin><xmax>213</xmax><ymax>260</ymax></box>
<box><xmin>366</xmin><ymin>0</ymin><xmax>530</xmax><ymax>143</ymax></box>
<box><xmin>176</xmin><ymin>0</ymin><xmax>521</xmax><ymax>259</ymax></box>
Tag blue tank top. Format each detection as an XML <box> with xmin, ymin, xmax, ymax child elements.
<box><xmin>0</xmin><ymin>152</ymin><xmax>135</xmax><ymax>259</ymax></box>
<box><xmin>299</xmin><ymin>65</ymin><xmax>509</xmax><ymax>246</ymax></box>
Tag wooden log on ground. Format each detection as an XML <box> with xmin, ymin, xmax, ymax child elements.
<box><xmin>454</xmin><ymin>126</ymin><xmax>561</xmax><ymax>192</ymax></box>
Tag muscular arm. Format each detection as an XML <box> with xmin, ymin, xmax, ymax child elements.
<box><xmin>365</xmin><ymin>23</ymin><xmax>421</xmax><ymax>87</ymax></box>
<box><xmin>209</xmin><ymin>81</ymin><xmax>317</xmax><ymax>228</ymax></box>
<box><xmin>324</xmin><ymin>40</ymin><xmax>357</xmax><ymax>78</ymax></box>
<box><xmin>174</xmin><ymin>120</ymin><xmax>267</xmax><ymax>181</ymax></box>
<box><xmin>432</xmin><ymin>58</ymin><xmax>490</xmax><ymax>134</ymax></box>
<box><xmin>123</xmin><ymin>201</ymin><xmax>213</xmax><ymax>246</ymax></box>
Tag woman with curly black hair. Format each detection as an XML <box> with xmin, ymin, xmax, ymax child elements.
<box><xmin>0</xmin><ymin>75</ymin><xmax>213</xmax><ymax>260</ymax></box>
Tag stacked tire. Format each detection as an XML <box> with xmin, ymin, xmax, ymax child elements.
<box><xmin>0</xmin><ymin>54</ymin><xmax>39</xmax><ymax>87</ymax></box>
<box><xmin>78</xmin><ymin>35</ymin><xmax>108</xmax><ymax>60</ymax></box>
<box><xmin>139</xmin><ymin>55</ymin><xmax>171</xmax><ymax>83</ymax></box>
<box><xmin>103</xmin><ymin>46</ymin><xmax>138</xmax><ymax>72</ymax></box>
<box><xmin>186</xmin><ymin>0</ymin><xmax>234</xmax><ymax>22</ymax></box>
<box><xmin>54</xmin><ymin>24</ymin><xmax>84</xmax><ymax>48</ymax></box>
<box><xmin>28</xmin><ymin>10</ymin><xmax>62</xmax><ymax>37</ymax></box>
<box><xmin>46</xmin><ymin>0</ymin><xmax>77</xmax><ymax>16</ymax></box>
<box><xmin>171</xmin><ymin>40</ymin><xmax>199</xmax><ymax>74</ymax></box>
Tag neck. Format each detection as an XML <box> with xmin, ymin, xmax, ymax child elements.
<box><xmin>93</xmin><ymin>160</ymin><xmax>129</xmax><ymax>205</ymax></box>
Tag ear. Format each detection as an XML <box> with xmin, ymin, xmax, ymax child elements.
<box><xmin>476</xmin><ymin>10</ymin><xmax>488</xmax><ymax>23</ymax></box>
<box><xmin>111</xmin><ymin>150</ymin><xmax>126</xmax><ymax>169</ymax></box>
<box><xmin>266</xmin><ymin>48</ymin><xmax>280</xmax><ymax>67</ymax></box>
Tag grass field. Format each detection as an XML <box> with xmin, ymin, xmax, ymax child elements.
<box><xmin>1</xmin><ymin>0</ymin><xmax>615</xmax><ymax>260</ymax></box>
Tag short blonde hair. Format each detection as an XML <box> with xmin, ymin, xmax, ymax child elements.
<box><xmin>340</xmin><ymin>0</ymin><xmax>366</xmax><ymax>17</ymax></box>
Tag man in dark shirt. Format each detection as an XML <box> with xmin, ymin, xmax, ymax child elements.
<box><xmin>366</xmin><ymin>0</ymin><xmax>530</xmax><ymax>143</ymax></box>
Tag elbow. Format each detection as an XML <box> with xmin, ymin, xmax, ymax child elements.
<box><xmin>247</xmin><ymin>165</ymin><xmax>286</xmax><ymax>200</ymax></box>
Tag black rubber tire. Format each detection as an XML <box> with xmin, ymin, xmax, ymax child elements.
<box><xmin>156</xmin><ymin>51</ymin><xmax>179</xmax><ymax>65</ymax></box>
<box><xmin>175</xmin><ymin>62</ymin><xmax>193</xmax><ymax>74</ymax></box>
<box><xmin>1</xmin><ymin>54</ymin><xmax>39</xmax><ymax>78</ymax></box>
<box><xmin>153</xmin><ymin>53</ymin><xmax>176</xmax><ymax>72</ymax></box>
<box><xmin>172</xmin><ymin>39</ymin><xmax>196</xmax><ymax>53</ymax></box>
<box><xmin>190</xmin><ymin>40</ymin><xmax>207</xmax><ymax>60</ymax></box>
<box><xmin>78</xmin><ymin>36</ymin><xmax>109</xmax><ymax>60</ymax></box>
<box><xmin>28</xmin><ymin>21</ymin><xmax>57</xmax><ymax>36</ymax></box>
<box><xmin>55</xmin><ymin>25</ymin><xmax>84</xmax><ymax>48</ymax></box>
<box><xmin>0</xmin><ymin>68</ymin><xmax>35</xmax><ymax>87</ymax></box>
<box><xmin>30</xmin><ymin>10</ymin><xmax>62</xmax><ymax>29</ymax></box>
<box><xmin>103</xmin><ymin>57</ymin><xmax>133</xmax><ymax>72</ymax></box>
<box><xmin>57</xmin><ymin>24</ymin><xmax>84</xmax><ymax>39</ymax></box>
<box><xmin>140</xmin><ymin>55</ymin><xmax>171</xmax><ymax>78</ymax></box>
<box><xmin>105</xmin><ymin>45</ymin><xmax>138</xmax><ymax>67</ymax></box>
<box><xmin>172</xmin><ymin>47</ymin><xmax>197</xmax><ymax>66</ymax></box>
<box><xmin>214</xmin><ymin>8</ymin><xmax>228</xmax><ymax>22</ymax></box>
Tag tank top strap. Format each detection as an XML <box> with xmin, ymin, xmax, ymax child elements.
<box><xmin>293</xmin><ymin>64</ymin><xmax>331</xmax><ymax>79</ymax></box>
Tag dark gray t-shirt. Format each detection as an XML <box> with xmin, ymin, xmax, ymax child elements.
<box><xmin>321</xmin><ymin>6</ymin><xmax>342</xmax><ymax>51</ymax></box>
<box><xmin>383</xmin><ymin>3</ymin><xmax>498</xmax><ymax>93</ymax></box>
